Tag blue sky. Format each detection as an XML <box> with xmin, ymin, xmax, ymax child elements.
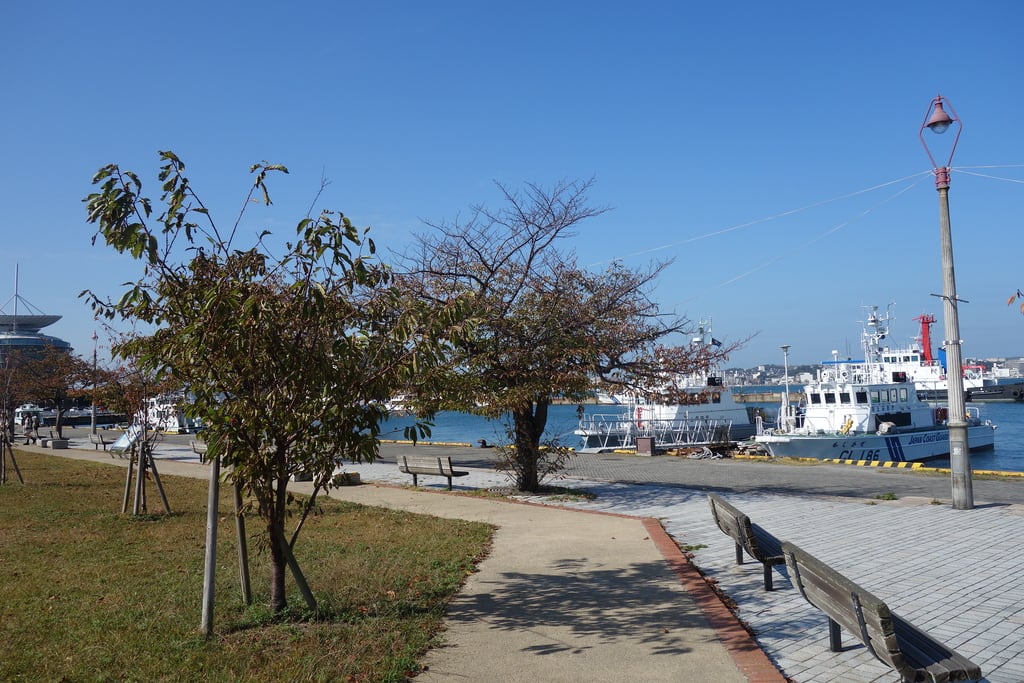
<box><xmin>2</xmin><ymin>1</ymin><xmax>1021</xmax><ymax>368</ymax></box>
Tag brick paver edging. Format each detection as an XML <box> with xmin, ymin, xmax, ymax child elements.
<box><xmin>642</xmin><ymin>518</ymin><xmax>788</xmax><ymax>683</ymax></box>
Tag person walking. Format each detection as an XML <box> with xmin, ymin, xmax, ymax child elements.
<box><xmin>30</xmin><ymin>414</ymin><xmax>40</xmax><ymax>444</ymax></box>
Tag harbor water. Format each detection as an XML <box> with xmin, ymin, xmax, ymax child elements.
<box><xmin>381</xmin><ymin>400</ymin><xmax>1024</xmax><ymax>474</ymax></box>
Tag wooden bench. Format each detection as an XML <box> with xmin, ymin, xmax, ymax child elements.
<box><xmin>707</xmin><ymin>493</ymin><xmax>786</xmax><ymax>591</ymax></box>
<box><xmin>90</xmin><ymin>433</ymin><xmax>110</xmax><ymax>451</ymax></box>
<box><xmin>398</xmin><ymin>455</ymin><xmax>469</xmax><ymax>491</ymax></box>
<box><xmin>782</xmin><ymin>540</ymin><xmax>982</xmax><ymax>683</ymax></box>
<box><xmin>190</xmin><ymin>439</ymin><xmax>208</xmax><ymax>463</ymax></box>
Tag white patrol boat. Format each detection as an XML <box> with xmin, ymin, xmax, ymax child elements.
<box><xmin>754</xmin><ymin>312</ymin><xmax>996</xmax><ymax>463</ymax></box>
<box><xmin>858</xmin><ymin>304</ymin><xmax>988</xmax><ymax>402</ymax></box>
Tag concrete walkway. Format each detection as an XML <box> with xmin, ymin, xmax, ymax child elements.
<box><xmin>332</xmin><ymin>484</ymin><xmax>762</xmax><ymax>682</ymax></box>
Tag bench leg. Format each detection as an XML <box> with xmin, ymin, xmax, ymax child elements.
<box><xmin>411</xmin><ymin>473</ymin><xmax>418</xmax><ymax>487</ymax></box>
<box><xmin>446</xmin><ymin>476</ymin><xmax>453</xmax><ymax>491</ymax></box>
<box><xmin>735</xmin><ymin>542</ymin><xmax>744</xmax><ymax>565</ymax></box>
<box><xmin>827</xmin><ymin>617</ymin><xmax>843</xmax><ymax>652</ymax></box>
<box><xmin>762</xmin><ymin>563</ymin><xmax>774</xmax><ymax>591</ymax></box>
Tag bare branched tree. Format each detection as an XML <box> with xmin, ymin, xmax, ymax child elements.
<box><xmin>395</xmin><ymin>179</ymin><xmax>743</xmax><ymax>491</ymax></box>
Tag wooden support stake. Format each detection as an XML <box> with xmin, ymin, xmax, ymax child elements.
<box><xmin>200</xmin><ymin>452</ymin><xmax>221</xmax><ymax>636</ymax></box>
<box><xmin>275</xmin><ymin>526</ymin><xmax>317</xmax><ymax>611</ymax></box>
<box><xmin>234</xmin><ymin>479</ymin><xmax>252</xmax><ymax>605</ymax></box>
<box><xmin>121</xmin><ymin>451</ymin><xmax>135</xmax><ymax>514</ymax></box>
<box><xmin>2</xmin><ymin>435</ymin><xmax>24</xmax><ymax>484</ymax></box>
<box><xmin>147</xmin><ymin>448</ymin><xmax>171</xmax><ymax>514</ymax></box>
<box><xmin>132</xmin><ymin>446</ymin><xmax>145</xmax><ymax>515</ymax></box>
<box><xmin>1</xmin><ymin>434</ymin><xmax>24</xmax><ymax>484</ymax></box>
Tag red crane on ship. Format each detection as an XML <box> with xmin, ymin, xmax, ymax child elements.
<box><xmin>913</xmin><ymin>314</ymin><xmax>937</xmax><ymax>363</ymax></box>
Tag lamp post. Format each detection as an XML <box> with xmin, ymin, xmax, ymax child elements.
<box><xmin>919</xmin><ymin>94</ymin><xmax>972</xmax><ymax>510</ymax></box>
<box><xmin>90</xmin><ymin>331</ymin><xmax>97</xmax><ymax>436</ymax></box>
<box><xmin>780</xmin><ymin>345</ymin><xmax>791</xmax><ymax>430</ymax></box>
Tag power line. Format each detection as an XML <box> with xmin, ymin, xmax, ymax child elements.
<box><xmin>588</xmin><ymin>171</ymin><xmax>933</xmax><ymax>267</ymax></box>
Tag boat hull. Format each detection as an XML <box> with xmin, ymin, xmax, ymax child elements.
<box><xmin>966</xmin><ymin>383</ymin><xmax>1024</xmax><ymax>403</ymax></box>
<box><xmin>755</xmin><ymin>423</ymin><xmax>996</xmax><ymax>462</ymax></box>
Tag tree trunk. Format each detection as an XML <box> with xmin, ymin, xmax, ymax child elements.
<box><xmin>511</xmin><ymin>400</ymin><xmax>549</xmax><ymax>492</ymax></box>
<box><xmin>268</xmin><ymin>517</ymin><xmax>288</xmax><ymax>612</ymax></box>
<box><xmin>268</xmin><ymin>448</ymin><xmax>291</xmax><ymax>612</ymax></box>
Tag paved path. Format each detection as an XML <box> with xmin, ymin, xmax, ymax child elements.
<box><xmin>350</xmin><ymin>451</ymin><xmax>1024</xmax><ymax>683</ymax></box>
<box><xmin>332</xmin><ymin>483</ymin><xmax>756</xmax><ymax>682</ymax></box>
<box><xmin>31</xmin><ymin>431</ymin><xmax>1024</xmax><ymax>682</ymax></box>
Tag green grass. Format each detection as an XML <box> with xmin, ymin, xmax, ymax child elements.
<box><xmin>0</xmin><ymin>451</ymin><xmax>493</xmax><ymax>682</ymax></box>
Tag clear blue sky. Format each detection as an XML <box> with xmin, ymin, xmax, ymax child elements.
<box><xmin>2</xmin><ymin>1</ymin><xmax>1021</xmax><ymax>368</ymax></box>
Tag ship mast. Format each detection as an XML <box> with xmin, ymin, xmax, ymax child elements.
<box><xmin>913</xmin><ymin>314</ymin><xmax>937</xmax><ymax>363</ymax></box>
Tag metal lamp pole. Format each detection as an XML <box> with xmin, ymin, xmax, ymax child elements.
<box><xmin>780</xmin><ymin>345</ymin><xmax>791</xmax><ymax>429</ymax></box>
<box><xmin>919</xmin><ymin>94</ymin><xmax>972</xmax><ymax>510</ymax></box>
<box><xmin>91</xmin><ymin>331</ymin><xmax>98</xmax><ymax>436</ymax></box>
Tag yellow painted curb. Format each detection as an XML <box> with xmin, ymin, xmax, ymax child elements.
<box><xmin>794</xmin><ymin>457</ymin><xmax>1024</xmax><ymax>478</ymax></box>
<box><xmin>379</xmin><ymin>439</ymin><xmax>474</xmax><ymax>447</ymax></box>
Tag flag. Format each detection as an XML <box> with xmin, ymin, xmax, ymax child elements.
<box><xmin>711</xmin><ymin>338</ymin><xmax>722</xmax><ymax>347</ymax></box>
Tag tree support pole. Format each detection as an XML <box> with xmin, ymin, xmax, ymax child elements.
<box><xmin>132</xmin><ymin>447</ymin><xmax>146</xmax><ymax>515</ymax></box>
<box><xmin>3</xmin><ymin>435</ymin><xmax>24</xmax><ymax>484</ymax></box>
<box><xmin>274</xmin><ymin>526</ymin><xmax>317</xmax><ymax>611</ymax></box>
<box><xmin>146</xmin><ymin>447</ymin><xmax>171</xmax><ymax>514</ymax></box>
<box><xmin>121</xmin><ymin>451</ymin><xmax>136</xmax><ymax>514</ymax></box>
<box><xmin>200</xmin><ymin>453</ymin><xmax>221</xmax><ymax>636</ymax></box>
<box><xmin>233</xmin><ymin>480</ymin><xmax>252</xmax><ymax>605</ymax></box>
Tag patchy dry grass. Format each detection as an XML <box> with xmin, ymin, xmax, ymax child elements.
<box><xmin>0</xmin><ymin>451</ymin><xmax>492</xmax><ymax>682</ymax></box>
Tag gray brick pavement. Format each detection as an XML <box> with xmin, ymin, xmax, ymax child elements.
<box><xmin>340</xmin><ymin>460</ymin><xmax>1021</xmax><ymax>683</ymax></box>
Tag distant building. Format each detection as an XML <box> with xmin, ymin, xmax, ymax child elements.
<box><xmin>0</xmin><ymin>312</ymin><xmax>71</xmax><ymax>363</ymax></box>
<box><xmin>1</xmin><ymin>275</ymin><xmax>71</xmax><ymax>364</ymax></box>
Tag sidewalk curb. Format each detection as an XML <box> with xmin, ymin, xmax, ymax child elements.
<box><xmin>643</xmin><ymin>519</ymin><xmax>787</xmax><ymax>683</ymax></box>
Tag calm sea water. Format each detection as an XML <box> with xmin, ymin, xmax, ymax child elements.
<box><xmin>381</xmin><ymin>400</ymin><xmax>1024</xmax><ymax>474</ymax></box>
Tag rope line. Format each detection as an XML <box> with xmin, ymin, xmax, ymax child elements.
<box><xmin>590</xmin><ymin>171</ymin><xmax>932</xmax><ymax>266</ymax></box>
<box><xmin>675</xmin><ymin>177</ymin><xmax>926</xmax><ymax>304</ymax></box>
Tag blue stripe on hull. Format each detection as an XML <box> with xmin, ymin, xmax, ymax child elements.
<box><xmin>885</xmin><ymin>436</ymin><xmax>905</xmax><ymax>462</ymax></box>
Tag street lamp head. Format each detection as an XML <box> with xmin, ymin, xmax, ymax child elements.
<box><xmin>926</xmin><ymin>100</ymin><xmax>953</xmax><ymax>134</ymax></box>
<box><xmin>919</xmin><ymin>94</ymin><xmax>963</xmax><ymax>189</ymax></box>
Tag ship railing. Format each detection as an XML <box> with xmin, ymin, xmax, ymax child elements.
<box><xmin>578</xmin><ymin>415</ymin><xmax>733</xmax><ymax>448</ymax></box>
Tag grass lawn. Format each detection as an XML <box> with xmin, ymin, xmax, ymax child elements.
<box><xmin>0</xmin><ymin>450</ymin><xmax>493</xmax><ymax>682</ymax></box>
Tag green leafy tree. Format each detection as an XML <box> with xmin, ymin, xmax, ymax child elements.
<box><xmin>397</xmin><ymin>179</ymin><xmax>741</xmax><ymax>492</ymax></box>
<box><xmin>83</xmin><ymin>151</ymin><xmax>467</xmax><ymax>613</ymax></box>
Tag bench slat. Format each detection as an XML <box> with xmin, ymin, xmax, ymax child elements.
<box><xmin>708</xmin><ymin>494</ymin><xmax>786</xmax><ymax>591</ymax></box>
<box><xmin>891</xmin><ymin>614</ymin><xmax>983</xmax><ymax>683</ymax></box>
<box><xmin>399</xmin><ymin>455</ymin><xmax>469</xmax><ymax>491</ymax></box>
<box><xmin>783</xmin><ymin>541</ymin><xmax>981</xmax><ymax>682</ymax></box>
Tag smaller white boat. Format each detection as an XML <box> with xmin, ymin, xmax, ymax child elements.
<box><xmin>575</xmin><ymin>320</ymin><xmax>757</xmax><ymax>452</ymax></box>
